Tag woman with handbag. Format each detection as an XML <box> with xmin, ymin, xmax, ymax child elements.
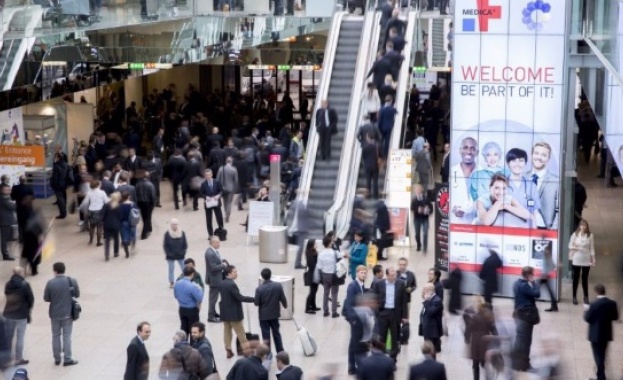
<box><xmin>80</xmin><ymin>180</ymin><xmax>109</xmax><ymax>246</ymax></box>
<box><xmin>411</xmin><ymin>184</ymin><xmax>431</xmax><ymax>252</ymax></box>
<box><xmin>568</xmin><ymin>219</ymin><xmax>595</xmax><ymax>305</ymax></box>
<box><xmin>304</xmin><ymin>239</ymin><xmax>320</xmax><ymax>314</ymax></box>
<box><xmin>316</xmin><ymin>234</ymin><xmax>348</xmax><ymax>318</ymax></box>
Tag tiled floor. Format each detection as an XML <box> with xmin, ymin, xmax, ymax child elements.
<box><xmin>0</xmin><ymin>152</ymin><xmax>621</xmax><ymax>380</ymax></box>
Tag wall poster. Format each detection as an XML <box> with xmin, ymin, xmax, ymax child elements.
<box><xmin>449</xmin><ymin>0</ymin><xmax>566</xmax><ymax>297</ymax></box>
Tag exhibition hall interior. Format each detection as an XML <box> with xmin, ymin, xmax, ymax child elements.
<box><xmin>0</xmin><ymin>0</ymin><xmax>621</xmax><ymax>379</ymax></box>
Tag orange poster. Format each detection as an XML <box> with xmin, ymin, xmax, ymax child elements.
<box><xmin>0</xmin><ymin>145</ymin><xmax>45</xmax><ymax>166</ymax></box>
<box><xmin>389</xmin><ymin>208</ymin><xmax>409</xmax><ymax>241</ymax></box>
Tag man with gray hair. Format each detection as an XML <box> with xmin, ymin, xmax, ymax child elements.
<box><xmin>158</xmin><ymin>330</ymin><xmax>210</xmax><ymax>379</ymax></box>
<box><xmin>205</xmin><ymin>236</ymin><xmax>229</xmax><ymax>323</ymax></box>
<box><xmin>3</xmin><ymin>266</ymin><xmax>34</xmax><ymax>365</ymax></box>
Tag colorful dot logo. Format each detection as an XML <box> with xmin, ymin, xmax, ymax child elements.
<box><xmin>522</xmin><ymin>0</ymin><xmax>551</xmax><ymax>31</ymax></box>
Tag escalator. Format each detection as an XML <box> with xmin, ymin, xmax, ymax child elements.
<box><xmin>303</xmin><ymin>17</ymin><xmax>365</xmax><ymax>238</ymax></box>
<box><xmin>327</xmin><ymin>10</ymin><xmax>418</xmax><ymax>238</ymax></box>
<box><xmin>0</xmin><ymin>40</ymin><xmax>19</xmax><ymax>89</ymax></box>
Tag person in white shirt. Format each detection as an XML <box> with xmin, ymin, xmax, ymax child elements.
<box><xmin>316</xmin><ymin>234</ymin><xmax>347</xmax><ymax>318</ymax></box>
<box><xmin>450</xmin><ymin>136</ymin><xmax>478</xmax><ymax>223</ymax></box>
<box><xmin>568</xmin><ymin>219</ymin><xmax>595</xmax><ymax>305</ymax></box>
<box><xmin>361</xmin><ymin>82</ymin><xmax>381</xmax><ymax>123</ymax></box>
<box><xmin>80</xmin><ymin>179</ymin><xmax>110</xmax><ymax>246</ymax></box>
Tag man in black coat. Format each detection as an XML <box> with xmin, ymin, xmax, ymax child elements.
<box><xmin>50</xmin><ymin>153</ymin><xmax>73</xmax><ymax>219</ymax></box>
<box><xmin>254</xmin><ymin>268</ymin><xmax>287</xmax><ymax>355</ymax></box>
<box><xmin>124</xmin><ymin>321</ymin><xmax>151</xmax><ymax>380</ymax></box>
<box><xmin>141</xmin><ymin>152</ymin><xmax>163</xmax><ymax>207</ymax></box>
<box><xmin>190</xmin><ymin>322</ymin><xmax>216</xmax><ymax>376</ymax></box>
<box><xmin>276</xmin><ymin>351</ymin><xmax>303</xmax><ymax>380</ymax></box>
<box><xmin>397</xmin><ymin>257</ymin><xmax>417</xmax><ymax>319</ymax></box>
<box><xmin>408</xmin><ymin>341</ymin><xmax>447</xmax><ymax>380</ymax></box>
<box><xmin>584</xmin><ymin>284</ymin><xmax>619</xmax><ymax>380</ymax></box>
<box><xmin>371</xmin><ymin>267</ymin><xmax>408</xmax><ymax>360</ymax></box>
<box><xmin>362</xmin><ymin>137</ymin><xmax>380</xmax><ymax>199</ymax></box>
<box><xmin>220</xmin><ymin>265</ymin><xmax>254</xmax><ymax>359</ymax></box>
<box><xmin>357</xmin><ymin>122</ymin><xmax>381</xmax><ymax>148</ymax></box>
<box><xmin>356</xmin><ymin>339</ymin><xmax>395</xmax><ymax>380</ymax></box>
<box><xmin>314</xmin><ymin>99</ymin><xmax>338</xmax><ymax>161</ymax></box>
<box><xmin>208</xmin><ymin>141</ymin><xmax>227</xmax><ymax>175</ymax></box>
<box><xmin>10</xmin><ymin>175</ymin><xmax>33</xmax><ymax>243</ymax></box>
<box><xmin>100</xmin><ymin>171</ymin><xmax>115</xmax><ymax>196</ymax></box>
<box><xmin>184</xmin><ymin>152</ymin><xmax>204</xmax><ymax>211</ymax></box>
<box><xmin>167</xmin><ymin>149</ymin><xmax>188</xmax><ymax>210</ymax></box>
<box><xmin>135</xmin><ymin>171</ymin><xmax>156</xmax><ymax>240</ymax></box>
<box><xmin>367</xmin><ymin>57</ymin><xmax>395</xmax><ymax>91</ymax></box>
<box><xmin>199</xmin><ymin>169</ymin><xmax>224</xmax><ymax>238</ymax></box>
<box><xmin>479</xmin><ymin>249</ymin><xmax>503</xmax><ymax>305</ymax></box>
<box><xmin>342</xmin><ymin>265</ymin><xmax>368</xmax><ymax>375</ymax></box>
<box><xmin>226</xmin><ymin>343</ymin><xmax>269</xmax><ymax>380</ymax></box>
<box><xmin>3</xmin><ymin>267</ymin><xmax>34</xmax><ymax>364</ymax></box>
<box><xmin>420</xmin><ymin>283</ymin><xmax>444</xmax><ymax>354</ymax></box>
<box><xmin>123</xmin><ymin>148</ymin><xmax>143</xmax><ymax>186</ymax></box>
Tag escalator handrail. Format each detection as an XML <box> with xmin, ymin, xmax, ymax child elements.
<box><xmin>384</xmin><ymin>10</ymin><xmax>418</xmax><ymax>193</ymax></box>
<box><xmin>287</xmin><ymin>11</ymin><xmax>346</xmax><ymax>236</ymax></box>
<box><xmin>0</xmin><ymin>39</ymin><xmax>16</xmax><ymax>84</ymax></box>
<box><xmin>325</xmin><ymin>11</ymin><xmax>381</xmax><ymax>238</ymax></box>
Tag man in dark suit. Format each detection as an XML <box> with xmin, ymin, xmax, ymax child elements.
<box><xmin>342</xmin><ymin>265</ymin><xmax>368</xmax><ymax>375</ymax></box>
<box><xmin>357</xmin><ymin>122</ymin><xmax>381</xmax><ymax>148</ymax></box>
<box><xmin>199</xmin><ymin>169</ymin><xmax>224</xmax><ymax>237</ymax></box>
<box><xmin>254</xmin><ymin>268</ymin><xmax>287</xmax><ymax>355</ymax></box>
<box><xmin>362</xmin><ymin>137</ymin><xmax>380</xmax><ymax>199</ymax></box>
<box><xmin>275</xmin><ymin>351</ymin><xmax>303</xmax><ymax>380</ymax></box>
<box><xmin>141</xmin><ymin>152</ymin><xmax>163</xmax><ymax>207</ymax></box>
<box><xmin>167</xmin><ymin>149</ymin><xmax>188</xmax><ymax>210</ymax></box>
<box><xmin>420</xmin><ymin>283</ymin><xmax>444</xmax><ymax>354</ymax></box>
<box><xmin>184</xmin><ymin>152</ymin><xmax>204</xmax><ymax>211</ymax></box>
<box><xmin>219</xmin><ymin>265</ymin><xmax>254</xmax><ymax>359</ymax></box>
<box><xmin>10</xmin><ymin>174</ymin><xmax>34</xmax><ymax>243</ymax></box>
<box><xmin>124</xmin><ymin>321</ymin><xmax>151</xmax><ymax>380</ymax></box>
<box><xmin>408</xmin><ymin>341</ymin><xmax>447</xmax><ymax>380</ymax></box>
<box><xmin>152</xmin><ymin>128</ymin><xmax>165</xmax><ymax>161</ymax></box>
<box><xmin>584</xmin><ymin>284</ymin><xmax>619</xmax><ymax>380</ymax></box>
<box><xmin>100</xmin><ymin>171</ymin><xmax>115</xmax><ymax>196</ymax></box>
<box><xmin>396</xmin><ymin>257</ymin><xmax>417</xmax><ymax>320</ymax></box>
<box><xmin>371</xmin><ymin>267</ymin><xmax>408</xmax><ymax>360</ymax></box>
<box><xmin>314</xmin><ymin>99</ymin><xmax>338</xmax><ymax>161</ymax></box>
<box><xmin>123</xmin><ymin>148</ymin><xmax>143</xmax><ymax>186</ymax></box>
<box><xmin>226</xmin><ymin>343</ymin><xmax>269</xmax><ymax>380</ymax></box>
<box><xmin>204</xmin><ymin>236</ymin><xmax>228</xmax><ymax>323</ymax></box>
<box><xmin>357</xmin><ymin>338</ymin><xmax>395</xmax><ymax>380</ymax></box>
<box><xmin>367</xmin><ymin>56</ymin><xmax>395</xmax><ymax>92</ymax></box>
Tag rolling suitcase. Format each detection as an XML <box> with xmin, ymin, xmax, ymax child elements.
<box><xmin>293</xmin><ymin>317</ymin><xmax>317</xmax><ymax>356</ymax></box>
<box><xmin>236</xmin><ymin>304</ymin><xmax>260</xmax><ymax>355</ymax></box>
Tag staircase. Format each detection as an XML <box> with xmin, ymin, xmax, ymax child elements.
<box><xmin>305</xmin><ymin>19</ymin><xmax>363</xmax><ymax>238</ymax></box>
<box><xmin>431</xmin><ymin>18</ymin><xmax>446</xmax><ymax>67</ymax></box>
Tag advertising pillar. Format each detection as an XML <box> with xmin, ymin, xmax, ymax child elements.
<box><xmin>449</xmin><ymin>0</ymin><xmax>567</xmax><ymax>297</ymax></box>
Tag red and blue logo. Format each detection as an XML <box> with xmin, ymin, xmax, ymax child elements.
<box><xmin>462</xmin><ymin>0</ymin><xmax>502</xmax><ymax>32</ymax></box>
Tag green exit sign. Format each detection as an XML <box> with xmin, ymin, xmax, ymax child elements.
<box><xmin>277</xmin><ymin>65</ymin><xmax>291</xmax><ymax>70</ymax></box>
<box><xmin>129</xmin><ymin>63</ymin><xmax>145</xmax><ymax>69</ymax></box>
<box><xmin>413</xmin><ymin>66</ymin><xmax>427</xmax><ymax>72</ymax></box>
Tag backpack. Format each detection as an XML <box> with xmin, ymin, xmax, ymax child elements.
<box><xmin>129</xmin><ymin>205</ymin><xmax>141</xmax><ymax>226</ymax></box>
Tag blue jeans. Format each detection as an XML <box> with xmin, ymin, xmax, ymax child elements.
<box><xmin>5</xmin><ymin>318</ymin><xmax>27</xmax><ymax>360</ymax></box>
<box><xmin>51</xmin><ymin>318</ymin><xmax>73</xmax><ymax>362</ymax></box>
<box><xmin>167</xmin><ymin>259</ymin><xmax>184</xmax><ymax>283</ymax></box>
<box><xmin>259</xmin><ymin>319</ymin><xmax>284</xmax><ymax>354</ymax></box>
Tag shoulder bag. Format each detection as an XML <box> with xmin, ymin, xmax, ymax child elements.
<box><xmin>67</xmin><ymin>277</ymin><xmax>81</xmax><ymax>321</ymax></box>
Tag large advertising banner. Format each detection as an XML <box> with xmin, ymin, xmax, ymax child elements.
<box><xmin>0</xmin><ymin>107</ymin><xmax>26</xmax><ymax>186</ymax></box>
<box><xmin>450</xmin><ymin>0</ymin><xmax>566</xmax><ymax>297</ymax></box>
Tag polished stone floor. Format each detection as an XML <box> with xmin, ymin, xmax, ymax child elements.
<box><xmin>0</xmin><ymin>152</ymin><xmax>620</xmax><ymax>380</ymax></box>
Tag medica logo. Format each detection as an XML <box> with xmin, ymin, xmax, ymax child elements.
<box><xmin>462</xmin><ymin>0</ymin><xmax>502</xmax><ymax>32</ymax></box>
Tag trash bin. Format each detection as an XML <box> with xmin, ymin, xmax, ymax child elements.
<box><xmin>259</xmin><ymin>225</ymin><xmax>288</xmax><ymax>263</ymax></box>
<box><xmin>258</xmin><ymin>275</ymin><xmax>294</xmax><ymax>320</ymax></box>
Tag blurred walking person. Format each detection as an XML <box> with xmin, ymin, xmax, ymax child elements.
<box><xmin>304</xmin><ymin>239</ymin><xmax>320</xmax><ymax>314</ymax></box>
<box><xmin>101</xmin><ymin>192</ymin><xmax>122</xmax><ymax>261</ymax></box>
<box><xmin>464</xmin><ymin>296</ymin><xmax>497</xmax><ymax>380</ymax></box>
<box><xmin>511</xmin><ymin>266</ymin><xmax>540</xmax><ymax>372</ymax></box>
<box><xmin>20</xmin><ymin>196</ymin><xmax>44</xmax><ymax>275</ymax></box>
